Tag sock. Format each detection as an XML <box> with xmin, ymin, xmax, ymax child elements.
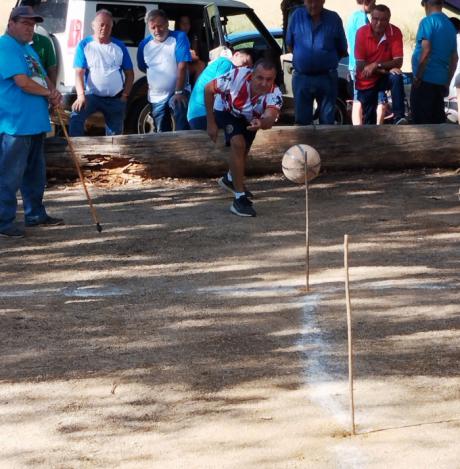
<box><xmin>235</xmin><ymin>191</ymin><xmax>245</xmax><ymax>199</ymax></box>
<box><xmin>227</xmin><ymin>171</ymin><xmax>233</xmax><ymax>182</ymax></box>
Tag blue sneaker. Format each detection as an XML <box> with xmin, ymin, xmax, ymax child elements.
<box><xmin>0</xmin><ymin>226</ymin><xmax>25</xmax><ymax>238</ymax></box>
<box><xmin>25</xmin><ymin>215</ymin><xmax>64</xmax><ymax>227</ymax></box>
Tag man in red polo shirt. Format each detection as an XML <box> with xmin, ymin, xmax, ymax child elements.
<box><xmin>355</xmin><ymin>4</ymin><xmax>407</xmax><ymax>124</ymax></box>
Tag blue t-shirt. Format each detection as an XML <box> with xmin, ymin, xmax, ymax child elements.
<box><xmin>286</xmin><ymin>7</ymin><xmax>348</xmax><ymax>74</ymax></box>
<box><xmin>412</xmin><ymin>12</ymin><xmax>457</xmax><ymax>85</ymax></box>
<box><xmin>0</xmin><ymin>34</ymin><xmax>51</xmax><ymax>135</ymax></box>
<box><xmin>347</xmin><ymin>10</ymin><xmax>368</xmax><ymax>72</ymax></box>
<box><xmin>187</xmin><ymin>57</ymin><xmax>234</xmax><ymax>121</ymax></box>
<box><xmin>74</xmin><ymin>36</ymin><xmax>133</xmax><ymax>97</ymax></box>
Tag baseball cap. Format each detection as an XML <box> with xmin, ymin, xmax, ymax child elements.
<box><xmin>9</xmin><ymin>5</ymin><xmax>44</xmax><ymax>23</ymax></box>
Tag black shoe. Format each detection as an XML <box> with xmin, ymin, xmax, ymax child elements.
<box><xmin>0</xmin><ymin>226</ymin><xmax>25</xmax><ymax>238</ymax></box>
<box><xmin>230</xmin><ymin>195</ymin><xmax>256</xmax><ymax>217</ymax></box>
<box><xmin>25</xmin><ymin>215</ymin><xmax>65</xmax><ymax>227</ymax></box>
<box><xmin>218</xmin><ymin>175</ymin><xmax>254</xmax><ymax>199</ymax></box>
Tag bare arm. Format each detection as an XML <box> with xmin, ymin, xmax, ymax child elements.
<box><xmin>46</xmin><ymin>65</ymin><xmax>57</xmax><ymax>87</ymax></box>
<box><xmin>72</xmin><ymin>68</ymin><xmax>86</xmax><ymax>111</ymax></box>
<box><xmin>357</xmin><ymin>57</ymin><xmax>403</xmax><ymax>78</ymax></box>
<box><xmin>170</xmin><ymin>61</ymin><xmax>188</xmax><ymax>107</ymax></box>
<box><xmin>122</xmin><ymin>69</ymin><xmax>134</xmax><ymax>101</ymax></box>
<box><xmin>205</xmin><ymin>81</ymin><xmax>218</xmax><ymax>141</ymax></box>
<box><xmin>13</xmin><ymin>74</ymin><xmax>51</xmax><ymax>97</ymax></box>
<box><xmin>414</xmin><ymin>39</ymin><xmax>431</xmax><ymax>84</ymax></box>
<box><xmin>247</xmin><ymin>107</ymin><xmax>279</xmax><ymax>131</ymax></box>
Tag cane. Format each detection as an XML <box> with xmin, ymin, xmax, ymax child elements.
<box><xmin>56</xmin><ymin>108</ymin><xmax>103</xmax><ymax>233</ymax></box>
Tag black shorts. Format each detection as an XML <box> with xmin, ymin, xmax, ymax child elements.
<box><xmin>214</xmin><ymin>110</ymin><xmax>257</xmax><ymax>151</ymax></box>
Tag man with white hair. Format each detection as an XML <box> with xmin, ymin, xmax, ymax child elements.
<box><xmin>69</xmin><ymin>9</ymin><xmax>134</xmax><ymax>136</ymax></box>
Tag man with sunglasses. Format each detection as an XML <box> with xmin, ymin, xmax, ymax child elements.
<box><xmin>411</xmin><ymin>0</ymin><xmax>457</xmax><ymax>124</ymax></box>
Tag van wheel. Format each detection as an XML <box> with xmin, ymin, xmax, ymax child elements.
<box><xmin>125</xmin><ymin>99</ymin><xmax>175</xmax><ymax>134</ymax></box>
<box><xmin>312</xmin><ymin>97</ymin><xmax>350</xmax><ymax>125</ymax></box>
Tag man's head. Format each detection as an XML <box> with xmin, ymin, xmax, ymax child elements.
<box><xmin>356</xmin><ymin>0</ymin><xmax>376</xmax><ymax>13</ymax></box>
<box><xmin>7</xmin><ymin>6</ymin><xmax>43</xmax><ymax>44</ymax></box>
<box><xmin>250</xmin><ymin>59</ymin><xmax>277</xmax><ymax>96</ymax></box>
<box><xmin>421</xmin><ymin>0</ymin><xmax>444</xmax><ymax>13</ymax></box>
<box><xmin>231</xmin><ymin>48</ymin><xmax>254</xmax><ymax>68</ymax></box>
<box><xmin>92</xmin><ymin>10</ymin><xmax>113</xmax><ymax>43</ymax></box>
<box><xmin>370</xmin><ymin>4</ymin><xmax>391</xmax><ymax>36</ymax></box>
<box><xmin>146</xmin><ymin>9</ymin><xmax>169</xmax><ymax>43</ymax></box>
<box><xmin>304</xmin><ymin>0</ymin><xmax>325</xmax><ymax>19</ymax></box>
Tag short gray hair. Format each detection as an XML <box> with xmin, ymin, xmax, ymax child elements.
<box><xmin>145</xmin><ymin>9</ymin><xmax>168</xmax><ymax>24</ymax></box>
<box><xmin>94</xmin><ymin>9</ymin><xmax>113</xmax><ymax>22</ymax></box>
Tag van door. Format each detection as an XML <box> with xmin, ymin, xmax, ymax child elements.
<box><xmin>204</xmin><ymin>3</ymin><xmax>227</xmax><ymax>60</ymax></box>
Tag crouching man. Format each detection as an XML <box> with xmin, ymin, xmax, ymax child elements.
<box><xmin>205</xmin><ymin>59</ymin><xmax>283</xmax><ymax>217</ymax></box>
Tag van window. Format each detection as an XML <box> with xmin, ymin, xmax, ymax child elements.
<box><xmin>34</xmin><ymin>0</ymin><xmax>69</xmax><ymax>34</ymax></box>
<box><xmin>97</xmin><ymin>4</ymin><xmax>147</xmax><ymax>47</ymax></box>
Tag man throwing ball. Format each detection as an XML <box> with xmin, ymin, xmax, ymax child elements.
<box><xmin>205</xmin><ymin>59</ymin><xmax>283</xmax><ymax>217</ymax></box>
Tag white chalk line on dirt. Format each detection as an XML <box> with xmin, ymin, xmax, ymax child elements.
<box><xmin>297</xmin><ymin>292</ymin><xmax>368</xmax><ymax>469</ymax></box>
<box><xmin>0</xmin><ymin>285</ymin><xmax>131</xmax><ymax>298</ymax></box>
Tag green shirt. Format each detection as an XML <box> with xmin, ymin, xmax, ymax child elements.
<box><xmin>32</xmin><ymin>33</ymin><xmax>56</xmax><ymax>71</ymax></box>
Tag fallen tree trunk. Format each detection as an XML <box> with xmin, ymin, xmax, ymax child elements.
<box><xmin>45</xmin><ymin>124</ymin><xmax>460</xmax><ymax>180</ymax></box>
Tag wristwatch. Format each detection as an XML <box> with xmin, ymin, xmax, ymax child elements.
<box><xmin>175</xmin><ymin>90</ymin><xmax>184</xmax><ymax>95</ymax></box>
<box><xmin>377</xmin><ymin>63</ymin><xmax>383</xmax><ymax>69</ymax></box>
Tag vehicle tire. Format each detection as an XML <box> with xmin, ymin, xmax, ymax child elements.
<box><xmin>312</xmin><ymin>97</ymin><xmax>350</xmax><ymax>125</ymax></box>
<box><xmin>125</xmin><ymin>99</ymin><xmax>175</xmax><ymax>134</ymax></box>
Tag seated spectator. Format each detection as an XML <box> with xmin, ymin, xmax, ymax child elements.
<box><xmin>355</xmin><ymin>4</ymin><xmax>407</xmax><ymax>125</ymax></box>
<box><xmin>137</xmin><ymin>9</ymin><xmax>192</xmax><ymax>132</ymax></box>
<box><xmin>69</xmin><ymin>9</ymin><xmax>134</xmax><ymax>136</ymax></box>
<box><xmin>187</xmin><ymin>48</ymin><xmax>254</xmax><ymax>130</ymax></box>
<box><xmin>175</xmin><ymin>15</ymin><xmax>205</xmax><ymax>83</ymax></box>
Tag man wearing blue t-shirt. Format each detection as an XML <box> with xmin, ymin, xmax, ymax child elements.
<box><xmin>0</xmin><ymin>6</ymin><xmax>63</xmax><ymax>238</ymax></box>
<box><xmin>286</xmin><ymin>0</ymin><xmax>348</xmax><ymax>125</ymax></box>
<box><xmin>137</xmin><ymin>9</ymin><xmax>192</xmax><ymax>132</ymax></box>
<box><xmin>411</xmin><ymin>0</ymin><xmax>457</xmax><ymax>124</ymax></box>
<box><xmin>187</xmin><ymin>49</ymin><xmax>254</xmax><ymax>130</ymax></box>
<box><xmin>69</xmin><ymin>10</ymin><xmax>134</xmax><ymax>137</ymax></box>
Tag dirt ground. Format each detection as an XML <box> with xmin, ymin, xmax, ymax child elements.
<box><xmin>1</xmin><ymin>169</ymin><xmax>460</xmax><ymax>468</ymax></box>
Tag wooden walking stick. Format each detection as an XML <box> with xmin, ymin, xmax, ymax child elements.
<box><xmin>56</xmin><ymin>109</ymin><xmax>103</xmax><ymax>233</ymax></box>
<box><xmin>344</xmin><ymin>234</ymin><xmax>356</xmax><ymax>435</ymax></box>
<box><xmin>305</xmin><ymin>154</ymin><xmax>310</xmax><ymax>292</ymax></box>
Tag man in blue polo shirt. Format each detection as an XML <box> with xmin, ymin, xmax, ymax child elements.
<box><xmin>411</xmin><ymin>0</ymin><xmax>457</xmax><ymax>124</ymax></box>
<box><xmin>0</xmin><ymin>6</ymin><xmax>63</xmax><ymax>238</ymax></box>
<box><xmin>286</xmin><ymin>0</ymin><xmax>348</xmax><ymax>125</ymax></box>
<box><xmin>70</xmin><ymin>10</ymin><xmax>134</xmax><ymax>137</ymax></box>
<box><xmin>138</xmin><ymin>9</ymin><xmax>192</xmax><ymax>132</ymax></box>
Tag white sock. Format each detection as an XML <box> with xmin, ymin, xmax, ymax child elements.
<box><xmin>227</xmin><ymin>171</ymin><xmax>233</xmax><ymax>182</ymax></box>
<box><xmin>235</xmin><ymin>191</ymin><xmax>245</xmax><ymax>199</ymax></box>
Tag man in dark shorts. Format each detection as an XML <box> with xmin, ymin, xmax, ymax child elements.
<box><xmin>205</xmin><ymin>59</ymin><xmax>283</xmax><ymax>217</ymax></box>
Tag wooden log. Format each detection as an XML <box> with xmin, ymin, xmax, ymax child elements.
<box><xmin>45</xmin><ymin>124</ymin><xmax>460</xmax><ymax>180</ymax></box>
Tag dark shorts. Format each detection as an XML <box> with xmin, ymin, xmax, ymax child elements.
<box><xmin>214</xmin><ymin>110</ymin><xmax>257</xmax><ymax>150</ymax></box>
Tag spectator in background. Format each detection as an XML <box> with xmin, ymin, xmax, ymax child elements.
<box><xmin>0</xmin><ymin>6</ymin><xmax>63</xmax><ymax>238</ymax></box>
<box><xmin>286</xmin><ymin>0</ymin><xmax>348</xmax><ymax>125</ymax></box>
<box><xmin>205</xmin><ymin>59</ymin><xmax>282</xmax><ymax>217</ymax></box>
<box><xmin>187</xmin><ymin>48</ymin><xmax>254</xmax><ymax>130</ymax></box>
<box><xmin>347</xmin><ymin>0</ymin><xmax>387</xmax><ymax>125</ymax></box>
<box><xmin>138</xmin><ymin>9</ymin><xmax>192</xmax><ymax>132</ymax></box>
<box><xmin>355</xmin><ymin>4</ymin><xmax>407</xmax><ymax>125</ymax></box>
<box><xmin>31</xmin><ymin>32</ymin><xmax>57</xmax><ymax>86</ymax></box>
<box><xmin>174</xmin><ymin>15</ymin><xmax>205</xmax><ymax>84</ymax></box>
<box><xmin>69</xmin><ymin>9</ymin><xmax>134</xmax><ymax>136</ymax></box>
<box><xmin>449</xmin><ymin>16</ymin><xmax>460</xmax><ymax>125</ymax></box>
<box><xmin>411</xmin><ymin>0</ymin><xmax>457</xmax><ymax>124</ymax></box>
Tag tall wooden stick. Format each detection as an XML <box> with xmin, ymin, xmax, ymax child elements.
<box><xmin>56</xmin><ymin>109</ymin><xmax>103</xmax><ymax>233</ymax></box>
<box><xmin>305</xmin><ymin>155</ymin><xmax>309</xmax><ymax>292</ymax></box>
<box><xmin>344</xmin><ymin>234</ymin><xmax>356</xmax><ymax>435</ymax></box>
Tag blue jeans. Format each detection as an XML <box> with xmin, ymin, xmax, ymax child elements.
<box><xmin>151</xmin><ymin>92</ymin><xmax>190</xmax><ymax>132</ymax></box>
<box><xmin>69</xmin><ymin>94</ymin><xmax>127</xmax><ymax>136</ymax></box>
<box><xmin>292</xmin><ymin>70</ymin><xmax>338</xmax><ymax>125</ymax></box>
<box><xmin>0</xmin><ymin>133</ymin><xmax>47</xmax><ymax>230</ymax></box>
<box><xmin>357</xmin><ymin>73</ymin><xmax>405</xmax><ymax>124</ymax></box>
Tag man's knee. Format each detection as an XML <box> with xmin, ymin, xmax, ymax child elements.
<box><xmin>230</xmin><ymin>134</ymin><xmax>247</xmax><ymax>156</ymax></box>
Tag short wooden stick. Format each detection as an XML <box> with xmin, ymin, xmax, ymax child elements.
<box><xmin>305</xmin><ymin>156</ymin><xmax>309</xmax><ymax>292</ymax></box>
<box><xmin>344</xmin><ymin>234</ymin><xmax>356</xmax><ymax>435</ymax></box>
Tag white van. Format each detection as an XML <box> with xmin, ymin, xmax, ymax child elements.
<box><xmin>21</xmin><ymin>0</ymin><xmax>282</xmax><ymax>133</ymax></box>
